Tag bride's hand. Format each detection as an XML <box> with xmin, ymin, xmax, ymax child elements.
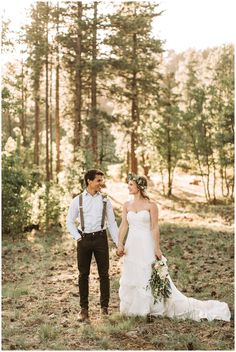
<box><xmin>155</xmin><ymin>248</ymin><xmax>162</xmax><ymax>260</ymax></box>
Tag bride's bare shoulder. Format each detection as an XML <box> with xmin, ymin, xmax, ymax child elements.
<box><xmin>149</xmin><ymin>200</ymin><xmax>158</xmax><ymax>210</ymax></box>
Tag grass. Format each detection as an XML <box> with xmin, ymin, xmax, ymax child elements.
<box><xmin>151</xmin><ymin>332</ymin><xmax>203</xmax><ymax>350</ymax></box>
<box><xmin>38</xmin><ymin>324</ymin><xmax>59</xmax><ymax>342</ymax></box>
<box><xmin>2</xmin><ymin>285</ymin><xmax>30</xmax><ymax>298</ymax></box>
<box><xmin>99</xmin><ymin>314</ymin><xmax>141</xmax><ymax>335</ymax></box>
<box><xmin>2</xmin><ymin>191</ymin><xmax>234</xmax><ymax>350</ymax></box>
<box><xmin>96</xmin><ymin>337</ymin><xmax>112</xmax><ymax>350</ymax></box>
<box><xmin>79</xmin><ymin>324</ymin><xmax>98</xmax><ymax>339</ymax></box>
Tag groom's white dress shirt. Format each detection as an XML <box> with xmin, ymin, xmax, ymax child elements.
<box><xmin>66</xmin><ymin>190</ymin><xmax>119</xmax><ymax>244</ymax></box>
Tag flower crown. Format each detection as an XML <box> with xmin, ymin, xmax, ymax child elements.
<box><xmin>127</xmin><ymin>173</ymin><xmax>147</xmax><ymax>190</ymax></box>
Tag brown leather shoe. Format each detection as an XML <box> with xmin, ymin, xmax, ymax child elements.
<box><xmin>78</xmin><ymin>308</ymin><xmax>89</xmax><ymax>322</ymax></box>
<box><xmin>101</xmin><ymin>307</ymin><xmax>109</xmax><ymax>316</ymax></box>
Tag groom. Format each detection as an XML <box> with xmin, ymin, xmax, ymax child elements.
<box><xmin>66</xmin><ymin>169</ymin><xmax>119</xmax><ymax>322</ymax></box>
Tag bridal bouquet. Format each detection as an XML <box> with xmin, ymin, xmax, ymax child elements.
<box><xmin>147</xmin><ymin>259</ymin><xmax>172</xmax><ymax>303</ymax></box>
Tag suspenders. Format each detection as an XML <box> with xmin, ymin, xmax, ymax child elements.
<box><xmin>79</xmin><ymin>193</ymin><xmax>107</xmax><ymax>234</ymax></box>
<box><xmin>79</xmin><ymin>194</ymin><xmax>85</xmax><ymax>233</ymax></box>
<box><xmin>101</xmin><ymin>196</ymin><xmax>107</xmax><ymax>230</ymax></box>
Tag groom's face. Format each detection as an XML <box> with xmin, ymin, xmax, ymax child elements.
<box><xmin>88</xmin><ymin>175</ymin><xmax>104</xmax><ymax>193</ymax></box>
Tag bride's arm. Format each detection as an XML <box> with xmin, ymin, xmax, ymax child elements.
<box><xmin>117</xmin><ymin>203</ymin><xmax>129</xmax><ymax>256</ymax></box>
<box><xmin>150</xmin><ymin>202</ymin><xmax>162</xmax><ymax>260</ymax></box>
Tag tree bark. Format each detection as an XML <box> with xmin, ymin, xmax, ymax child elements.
<box><xmin>21</xmin><ymin>61</ymin><xmax>27</xmax><ymax>146</ymax></box>
<box><xmin>34</xmin><ymin>79</ymin><xmax>40</xmax><ymax>166</ymax></box>
<box><xmin>230</xmin><ymin>174</ymin><xmax>234</xmax><ymax>200</ymax></box>
<box><xmin>130</xmin><ymin>131</ymin><xmax>138</xmax><ymax>174</ymax></box>
<box><xmin>55</xmin><ymin>2</ymin><xmax>61</xmax><ymax>174</ymax></box>
<box><xmin>126</xmin><ymin>149</ymin><xmax>130</xmax><ymax>174</ymax></box>
<box><xmin>191</xmin><ymin>132</ymin><xmax>209</xmax><ymax>202</ymax></box>
<box><xmin>224</xmin><ymin>165</ymin><xmax>230</xmax><ymax>197</ymax></box>
<box><xmin>49</xmin><ymin>60</ymin><xmax>53</xmax><ymax>179</ymax></box>
<box><xmin>160</xmin><ymin>167</ymin><xmax>166</xmax><ymax>196</ymax></box>
<box><xmin>167</xmin><ymin>115</ymin><xmax>172</xmax><ymax>197</ymax></box>
<box><xmin>74</xmin><ymin>2</ymin><xmax>83</xmax><ymax>158</ymax></box>
<box><xmin>91</xmin><ymin>1</ymin><xmax>98</xmax><ymax>166</ymax></box>
<box><xmin>212</xmin><ymin>156</ymin><xmax>217</xmax><ymax>203</ymax></box>
<box><xmin>130</xmin><ymin>31</ymin><xmax>139</xmax><ymax>174</ymax></box>
<box><xmin>206</xmin><ymin>154</ymin><xmax>211</xmax><ymax>201</ymax></box>
<box><xmin>141</xmin><ymin>153</ymin><xmax>150</xmax><ymax>178</ymax></box>
<box><xmin>45</xmin><ymin>8</ymin><xmax>50</xmax><ymax>182</ymax></box>
<box><xmin>220</xmin><ymin>166</ymin><xmax>225</xmax><ymax>197</ymax></box>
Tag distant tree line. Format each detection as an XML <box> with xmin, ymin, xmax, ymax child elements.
<box><xmin>1</xmin><ymin>1</ymin><xmax>234</xmax><ymax>235</ymax></box>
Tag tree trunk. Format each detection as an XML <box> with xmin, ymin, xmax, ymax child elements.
<box><xmin>206</xmin><ymin>154</ymin><xmax>211</xmax><ymax>201</ymax></box>
<box><xmin>49</xmin><ymin>60</ymin><xmax>53</xmax><ymax>179</ymax></box>
<box><xmin>130</xmin><ymin>131</ymin><xmax>138</xmax><ymax>174</ymax></box>
<box><xmin>191</xmin><ymin>133</ymin><xmax>209</xmax><ymax>202</ymax></box>
<box><xmin>220</xmin><ymin>165</ymin><xmax>225</xmax><ymax>197</ymax></box>
<box><xmin>141</xmin><ymin>153</ymin><xmax>150</xmax><ymax>178</ymax></box>
<box><xmin>74</xmin><ymin>2</ymin><xmax>83</xmax><ymax>158</ymax></box>
<box><xmin>99</xmin><ymin>129</ymin><xmax>104</xmax><ymax>166</ymax></box>
<box><xmin>167</xmin><ymin>116</ymin><xmax>172</xmax><ymax>197</ymax></box>
<box><xmin>130</xmin><ymin>31</ymin><xmax>139</xmax><ymax>174</ymax></box>
<box><xmin>45</xmin><ymin>9</ymin><xmax>50</xmax><ymax>182</ymax></box>
<box><xmin>143</xmin><ymin>165</ymin><xmax>150</xmax><ymax>178</ymax></box>
<box><xmin>230</xmin><ymin>175</ymin><xmax>234</xmax><ymax>200</ymax></box>
<box><xmin>7</xmin><ymin>110</ymin><xmax>12</xmax><ymax>139</ymax></box>
<box><xmin>212</xmin><ymin>157</ymin><xmax>217</xmax><ymax>203</ymax></box>
<box><xmin>91</xmin><ymin>1</ymin><xmax>98</xmax><ymax>166</ymax></box>
<box><xmin>55</xmin><ymin>2</ymin><xmax>61</xmax><ymax>174</ymax></box>
<box><xmin>167</xmin><ymin>166</ymin><xmax>172</xmax><ymax>197</ymax></box>
<box><xmin>160</xmin><ymin>167</ymin><xmax>166</xmax><ymax>196</ymax></box>
<box><xmin>21</xmin><ymin>61</ymin><xmax>27</xmax><ymax>146</ymax></box>
<box><xmin>126</xmin><ymin>149</ymin><xmax>130</xmax><ymax>174</ymax></box>
<box><xmin>224</xmin><ymin>165</ymin><xmax>230</xmax><ymax>197</ymax></box>
<box><xmin>34</xmin><ymin>79</ymin><xmax>40</xmax><ymax>166</ymax></box>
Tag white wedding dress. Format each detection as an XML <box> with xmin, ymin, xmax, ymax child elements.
<box><xmin>119</xmin><ymin>210</ymin><xmax>231</xmax><ymax>321</ymax></box>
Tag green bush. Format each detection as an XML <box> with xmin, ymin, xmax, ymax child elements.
<box><xmin>2</xmin><ymin>154</ymin><xmax>31</xmax><ymax>235</ymax></box>
<box><xmin>38</xmin><ymin>182</ymin><xmax>62</xmax><ymax>229</ymax></box>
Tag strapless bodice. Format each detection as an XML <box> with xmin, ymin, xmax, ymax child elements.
<box><xmin>127</xmin><ymin>210</ymin><xmax>151</xmax><ymax>231</ymax></box>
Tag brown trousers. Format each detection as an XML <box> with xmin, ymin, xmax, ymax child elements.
<box><xmin>77</xmin><ymin>231</ymin><xmax>109</xmax><ymax>309</ymax></box>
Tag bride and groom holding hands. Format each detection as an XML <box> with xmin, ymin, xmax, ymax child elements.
<box><xmin>66</xmin><ymin>169</ymin><xmax>231</xmax><ymax>323</ymax></box>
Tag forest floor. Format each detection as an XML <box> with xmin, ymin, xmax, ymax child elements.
<box><xmin>2</xmin><ymin>174</ymin><xmax>234</xmax><ymax>351</ymax></box>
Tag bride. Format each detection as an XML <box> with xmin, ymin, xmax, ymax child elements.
<box><xmin>117</xmin><ymin>173</ymin><xmax>231</xmax><ymax>322</ymax></box>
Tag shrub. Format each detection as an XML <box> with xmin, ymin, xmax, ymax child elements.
<box><xmin>2</xmin><ymin>153</ymin><xmax>31</xmax><ymax>236</ymax></box>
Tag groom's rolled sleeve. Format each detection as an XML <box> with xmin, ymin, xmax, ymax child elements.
<box><xmin>106</xmin><ymin>199</ymin><xmax>119</xmax><ymax>246</ymax></box>
<box><xmin>66</xmin><ymin>197</ymin><xmax>81</xmax><ymax>241</ymax></box>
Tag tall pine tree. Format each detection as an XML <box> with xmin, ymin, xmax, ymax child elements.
<box><xmin>106</xmin><ymin>1</ymin><xmax>163</xmax><ymax>173</ymax></box>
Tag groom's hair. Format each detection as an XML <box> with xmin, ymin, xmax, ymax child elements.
<box><xmin>84</xmin><ymin>169</ymin><xmax>104</xmax><ymax>186</ymax></box>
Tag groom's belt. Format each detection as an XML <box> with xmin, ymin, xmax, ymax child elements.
<box><xmin>78</xmin><ymin>229</ymin><xmax>106</xmax><ymax>237</ymax></box>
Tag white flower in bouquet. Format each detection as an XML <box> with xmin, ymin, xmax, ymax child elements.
<box><xmin>159</xmin><ymin>266</ymin><xmax>169</xmax><ymax>280</ymax></box>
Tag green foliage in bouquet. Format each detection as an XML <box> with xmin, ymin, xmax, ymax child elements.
<box><xmin>147</xmin><ymin>259</ymin><xmax>172</xmax><ymax>303</ymax></box>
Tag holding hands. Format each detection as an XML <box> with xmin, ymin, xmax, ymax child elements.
<box><xmin>117</xmin><ymin>244</ymin><xmax>125</xmax><ymax>257</ymax></box>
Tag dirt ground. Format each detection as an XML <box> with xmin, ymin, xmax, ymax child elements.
<box><xmin>2</xmin><ymin>176</ymin><xmax>234</xmax><ymax>350</ymax></box>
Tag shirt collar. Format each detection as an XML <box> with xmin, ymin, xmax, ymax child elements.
<box><xmin>84</xmin><ymin>189</ymin><xmax>101</xmax><ymax>197</ymax></box>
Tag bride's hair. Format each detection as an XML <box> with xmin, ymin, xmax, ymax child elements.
<box><xmin>137</xmin><ymin>176</ymin><xmax>150</xmax><ymax>200</ymax></box>
<box><xmin>127</xmin><ymin>173</ymin><xmax>150</xmax><ymax>200</ymax></box>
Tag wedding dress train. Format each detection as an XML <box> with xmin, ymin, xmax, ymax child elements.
<box><xmin>119</xmin><ymin>210</ymin><xmax>231</xmax><ymax>321</ymax></box>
